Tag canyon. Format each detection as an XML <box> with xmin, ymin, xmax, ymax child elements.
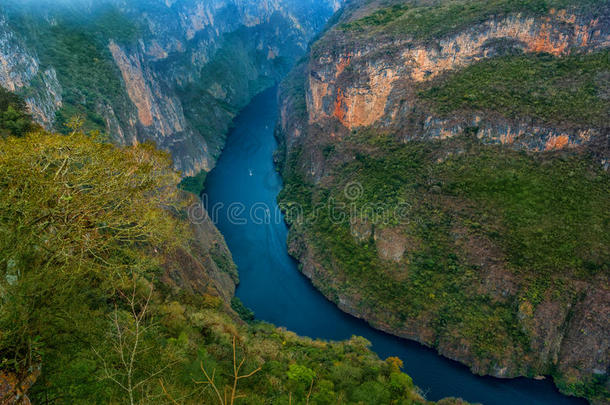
<box><xmin>0</xmin><ymin>0</ymin><xmax>608</xmax><ymax>403</ymax></box>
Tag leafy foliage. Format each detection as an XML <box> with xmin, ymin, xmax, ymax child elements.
<box><xmin>92</xmin><ymin>6</ymin><xmax>141</xmax><ymax>43</ymax></box>
<box><xmin>0</xmin><ymin>86</ymin><xmax>38</xmax><ymax>137</ymax></box>
<box><xmin>420</xmin><ymin>51</ymin><xmax>610</xmax><ymax>128</ymax></box>
<box><xmin>0</xmin><ymin>130</ymin><xmax>184</xmax><ymax>380</ymax></box>
<box><xmin>179</xmin><ymin>169</ymin><xmax>208</xmax><ymax>195</ymax></box>
<box><xmin>231</xmin><ymin>297</ymin><xmax>255</xmax><ymax>322</ymax></box>
<box><xmin>38</xmin><ymin>22</ymin><xmax>132</xmax><ymax>133</ymax></box>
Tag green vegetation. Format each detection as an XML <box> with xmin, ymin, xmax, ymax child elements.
<box><xmin>0</xmin><ymin>110</ymin><xmax>464</xmax><ymax>403</ymax></box>
<box><xmin>341</xmin><ymin>0</ymin><xmax>602</xmax><ymax>38</ymax></box>
<box><xmin>179</xmin><ymin>26</ymin><xmax>288</xmax><ymax>151</ymax></box>
<box><xmin>231</xmin><ymin>297</ymin><xmax>255</xmax><ymax>322</ymax></box>
<box><xmin>0</xmin><ymin>86</ymin><xmax>39</xmax><ymax>137</ymax></box>
<box><xmin>37</xmin><ymin>22</ymin><xmax>133</xmax><ymax>134</ymax></box>
<box><xmin>346</xmin><ymin>4</ymin><xmax>410</xmax><ymax>28</ymax></box>
<box><xmin>438</xmin><ymin>141</ymin><xmax>609</xmax><ymax>279</ymax></box>
<box><xmin>92</xmin><ymin>6</ymin><xmax>141</xmax><ymax>43</ymax></box>
<box><xmin>420</xmin><ymin>51</ymin><xmax>610</xmax><ymax>128</ymax></box>
<box><xmin>556</xmin><ymin>373</ymin><xmax>610</xmax><ymax>403</ymax></box>
<box><xmin>0</xmin><ymin>129</ymin><xmax>184</xmax><ymax>402</ymax></box>
<box><xmin>179</xmin><ymin>169</ymin><xmax>208</xmax><ymax>195</ymax></box>
<box><xmin>280</xmin><ymin>132</ymin><xmax>609</xmax><ymax>389</ymax></box>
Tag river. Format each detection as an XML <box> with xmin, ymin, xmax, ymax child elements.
<box><xmin>202</xmin><ymin>87</ymin><xmax>587</xmax><ymax>405</ymax></box>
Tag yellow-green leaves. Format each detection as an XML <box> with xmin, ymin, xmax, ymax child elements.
<box><xmin>0</xmin><ymin>130</ymin><xmax>187</xmax><ymax>378</ymax></box>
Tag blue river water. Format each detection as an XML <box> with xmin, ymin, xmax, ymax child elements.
<box><xmin>202</xmin><ymin>87</ymin><xmax>587</xmax><ymax>405</ymax></box>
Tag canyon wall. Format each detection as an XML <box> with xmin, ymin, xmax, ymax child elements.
<box><xmin>297</xmin><ymin>5</ymin><xmax>609</xmax><ymax>168</ymax></box>
<box><xmin>278</xmin><ymin>1</ymin><xmax>609</xmax><ymax>403</ymax></box>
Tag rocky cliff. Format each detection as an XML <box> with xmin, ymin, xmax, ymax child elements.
<box><xmin>278</xmin><ymin>0</ymin><xmax>609</xmax><ymax>403</ymax></box>
<box><xmin>0</xmin><ymin>0</ymin><xmax>342</xmax><ymax>178</ymax></box>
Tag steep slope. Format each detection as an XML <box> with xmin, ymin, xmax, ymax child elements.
<box><xmin>277</xmin><ymin>0</ymin><xmax>609</xmax><ymax>403</ymax></box>
<box><xmin>0</xmin><ymin>0</ymin><xmax>342</xmax><ymax>183</ymax></box>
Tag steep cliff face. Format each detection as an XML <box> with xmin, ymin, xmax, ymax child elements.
<box><xmin>278</xmin><ymin>0</ymin><xmax>609</xmax><ymax>403</ymax></box>
<box><xmin>0</xmin><ymin>0</ymin><xmax>342</xmax><ymax>177</ymax></box>
<box><xmin>0</xmin><ymin>16</ymin><xmax>63</xmax><ymax>129</ymax></box>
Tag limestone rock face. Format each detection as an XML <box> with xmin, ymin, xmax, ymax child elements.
<box><xmin>374</xmin><ymin>228</ymin><xmax>407</xmax><ymax>262</ymax></box>
<box><xmin>0</xmin><ymin>16</ymin><xmax>62</xmax><ymax>128</ymax></box>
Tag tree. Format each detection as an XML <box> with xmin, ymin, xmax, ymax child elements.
<box><xmin>389</xmin><ymin>372</ymin><xmax>415</xmax><ymax>399</ymax></box>
<box><xmin>94</xmin><ymin>279</ymin><xmax>172</xmax><ymax>405</ymax></box>
<box><xmin>287</xmin><ymin>364</ymin><xmax>316</xmax><ymax>402</ymax></box>
<box><xmin>0</xmin><ymin>130</ymin><xmax>187</xmax><ymax>399</ymax></box>
<box><xmin>194</xmin><ymin>335</ymin><xmax>261</xmax><ymax>405</ymax></box>
<box><xmin>0</xmin><ymin>86</ymin><xmax>38</xmax><ymax>137</ymax></box>
<box><xmin>386</xmin><ymin>356</ymin><xmax>404</xmax><ymax>373</ymax></box>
